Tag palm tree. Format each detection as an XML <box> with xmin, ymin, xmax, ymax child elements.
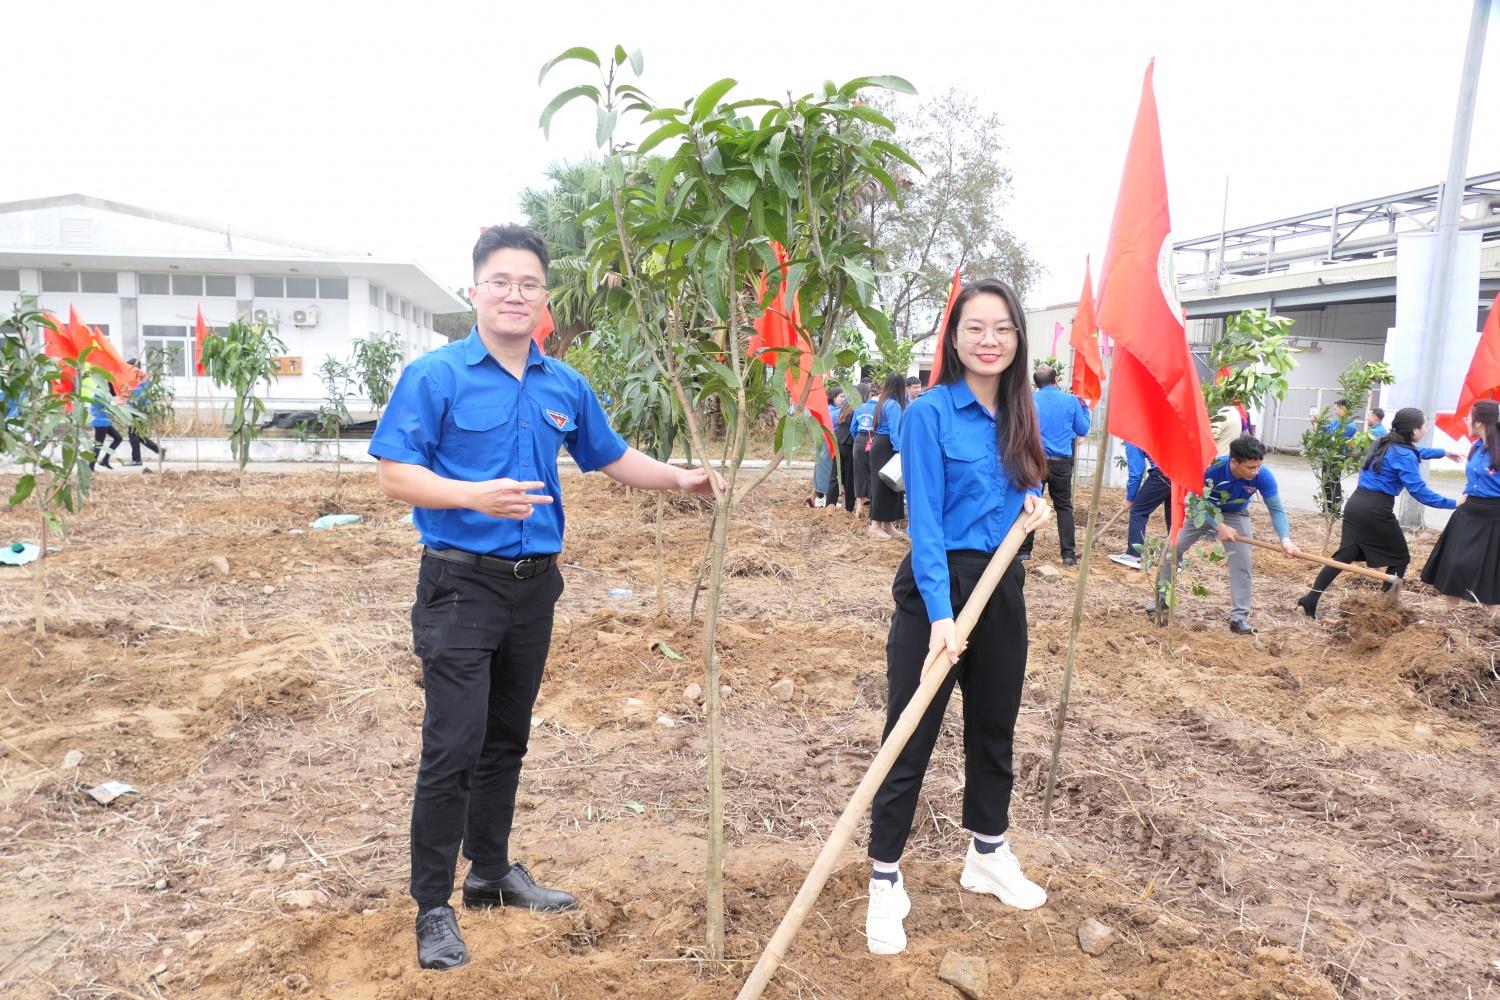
<box><xmin>519</xmin><ymin>160</ymin><xmax>617</xmax><ymax>356</ymax></box>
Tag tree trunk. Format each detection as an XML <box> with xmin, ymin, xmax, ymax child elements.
<box><xmin>1322</xmin><ymin>517</ymin><xmax>1334</xmax><ymax>556</ymax></box>
<box><xmin>654</xmin><ymin>491</ymin><xmax>667</xmax><ymax>617</ymax></box>
<box><xmin>34</xmin><ymin>511</ymin><xmax>47</xmax><ymax>639</ymax></box>
<box><xmin>702</xmin><ymin>496</ymin><xmax>732</xmax><ymax>962</ymax></box>
<box><xmin>333</xmin><ymin>426</ymin><xmax>342</xmax><ymax>504</ymax></box>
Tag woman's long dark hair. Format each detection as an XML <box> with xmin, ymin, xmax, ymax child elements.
<box><xmin>1470</xmin><ymin>399</ymin><xmax>1500</xmax><ymax>472</ymax></box>
<box><xmin>876</xmin><ymin>371</ymin><xmax>907</xmax><ymax>413</ymax></box>
<box><xmin>1364</xmin><ymin>406</ymin><xmax>1425</xmax><ymax>474</ymax></box>
<box><xmin>935</xmin><ymin>278</ymin><xmax>1047</xmax><ymax>489</ymax></box>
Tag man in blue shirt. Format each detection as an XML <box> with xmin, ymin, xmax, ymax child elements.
<box><xmin>124</xmin><ymin>360</ymin><xmax>165</xmax><ymax>467</ymax></box>
<box><xmin>1152</xmin><ymin>435</ymin><xmax>1300</xmax><ymax>634</ymax></box>
<box><xmin>370</xmin><ymin>225</ymin><xmax>717</xmax><ymax>972</ymax></box>
<box><xmin>1109</xmin><ymin>442</ymin><xmax>1171</xmax><ymax>569</ymax></box>
<box><xmin>1019</xmin><ymin>365</ymin><xmax>1090</xmax><ymax>564</ymax></box>
<box><xmin>1366</xmin><ymin>406</ymin><xmax>1387</xmax><ymax>439</ymax></box>
<box><xmin>1318</xmin><ymin>399</ymin><xmax>1360</xmax><ymax>512</ymax></box>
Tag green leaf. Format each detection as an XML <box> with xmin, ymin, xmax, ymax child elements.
<box><xmin>538</xmin><ymin>46</ymin><xmax>600</xmax><ymax>85</ymax></box>
<box><xmin>595</xmin><ymin>106</ymin><xmax>619</xmax><ymax>147</ymax></box>
<box><xmin>723</xmin><ymin>175</ymin><xmax>755</xmax><ymax>209</ymax></box>
<box><xmin>539</xmin><ymin>84</ymin><xmax>601</xmax><ymax>137</ymax></box>
<box><xmin>841</xmin><ymin>74</ymin><xmax>917</xmax><ymax>97</ymax></box>
<box><xmin>628</xmin><ymin>48</ymin><xmax>644</xmax><ymax>75</ymax></box>
<box><xmin>636</xmin><ymin>121</ymin><xmax>688</xmax><ymax>156</ymax></box>
<box><xmin>690</xmin><ymin>78</ymin><xmax>738</xmax><ymax>124</ymax></box>
<box><xmin>624</xmin><ymin>800</ymin><xmax>646</xmax><ymax>815</ymax></box>
<box><xmin>7</xmin><ymin>473</ymin><xmax>35</xmax><ymax>508</ymax></box>
<box><xmin>869</xmin><ymin>138</ymin><xmax>923</xmax><ymax>174</ymax></box>
<box><xmin>651</xmin><ymin>640</ymin><xmax>682</xmax><ymax>660</ymax></box>
<box><xmin>640</xmin><ymin>106</ymin><xmax>685</xmax><ymax>123</ymax></box>
<box><xmin>613</xmin><ymin>44</ymin><xmax>628</xmax><ymax>66</ymax></box>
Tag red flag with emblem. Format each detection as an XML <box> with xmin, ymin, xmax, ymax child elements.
<box><xmin>1436</xmin><ymin>290</ymin><xmax>1500</xmax><ymax>441</ymax></box>
<box><xmin>1069</xmin><ymin>259</ymin><xmax>1103</xmax><ymax>407</ymax></box>
<box><xmin>1097</xmin><ymin>60</ymin><xmax>1215</xmax><ymax>541</ymax></box>
<box><xmin>927</xmin><ymin>268</ymin><xmax>962</xmax><ymax>388</ymax></box>
<box><xmin>750</xmin><ymin>244</ymin><xmax>834</xmax><ymax>456</ymax></box>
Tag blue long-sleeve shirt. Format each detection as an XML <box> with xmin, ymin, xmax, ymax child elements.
<box><xmin>874</xmin><ymin>398</ymin><xmax>903</xmax><ymax>451</ymax></box>
<box><xmin>1124</xmin><ymin>443</ymin><xmax>1156</xmax><ymax>501</ymax></box>
<box><xmin>1368</xmin><ymin>422</ymin><xmax>1388</xmax><ymax>439</ymax></box>
<box><xmin>902</xmin><ymin>380</ymin><xmax>1043</xmax><ymax>623</ymax></box>
<box><xmin>852</xmin><ymin>399</ymin><xmax>877</xmax><ymax>435</ymax></box>
<box><xmin>1356</xmin><ymin>444</ymin><xmax>1456</xmax><ymax>510</ymax></box>
<box><xmin>1200</xmin><ymin>455</ymin><xmax>1292</xmax><ymax>539</ymax></box>
<box><xmin>1324</xmin><ymin>416</ymin><xmax>1357</xmax><ymax>440</ymax></box>
<box><xmin>1465</xmin><ymin>444</ymin><xmax>1500</xmax><ymax>498</ymax></box>
<box><xmin>1034</xmin><ymin>384</ymin><xmax>1090</xmax><ymax>459</ymax></box>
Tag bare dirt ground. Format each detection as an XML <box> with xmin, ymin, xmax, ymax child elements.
<box><xmin>1</xmin><ymin>468</ymin><xmax>1496</xmax><ymax>999</ymax></box>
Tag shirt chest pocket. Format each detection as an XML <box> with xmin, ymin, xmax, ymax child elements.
<box><xmin>942</xmin><ymin>439</ymin><xmax>992</xmax><ymax>497</ymax></box>
<box><xmin>448</xmin><ymin>404</ymin><xmax>513</xmax><ymax>446</ymax></box>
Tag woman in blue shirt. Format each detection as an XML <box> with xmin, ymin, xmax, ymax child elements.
<box><xmin>851</xmin><ymin>384</ymin><xmax>877</xmax><ymax>513</ymax></box>
<box><xmin>812</xmin><ymin>388</ymin><xmax>846</xmax><ymax>508</ymax></box>
<box><xmin>864</xmin><ymin>278</ymin><xmax>1050</xmax><ymax>956</ymax></box>
<box><xmin>87</xmin><ymin>380</ymin><xmax>122</xmax><ymax>471</ymax></box>
<box><xmin>1421</xmin><ymin>399</ymin><xmax>1500</xmax><ymax>609</ymax></box>
<box><xmin>867</xmin><ymin>372</ymin><xmax>908</xmax><ymax>540</ymax></box>
<box><xmin>1297</xmin><ymin>406</ymin><xmax>1457</xmax><ymax>618</ymax></box>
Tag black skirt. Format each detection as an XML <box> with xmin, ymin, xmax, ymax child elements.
<box><xmin>1421</xmin><ymin>495</ymin><xmax>1500</xmax><ymax>604</ymax></box>
<box><xmin>869</xmin><ymin>433</ymin><xmax>903</xmax><ymax>522</ymax></box>
<box><xmin>1330</xmin><ymin>487</ymin><xmax>1408</xmax><ymax>569</ymax></box>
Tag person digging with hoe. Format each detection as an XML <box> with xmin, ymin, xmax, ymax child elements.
<box><xmin>370</xmin><ymin>225</ymin><xmax>719</xmax><ymax>972</ymax></box>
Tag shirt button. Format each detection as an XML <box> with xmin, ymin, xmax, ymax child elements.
<box><xmin>521</xmin><ymin>421</ymin><xmax>528</xmax><ymax>428</ymax></box>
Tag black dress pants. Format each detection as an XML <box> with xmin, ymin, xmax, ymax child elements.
<box><xmin>128</xmin><ymin>428</ymin><xmax>161</xmax><ymax>464</ymax></box>
<box><xmin>869</xmin><ymin>551</ymin><xmax>1029</xmax><ymax>863</ymax></box>
<box><xmin>90</xmin><ymin>425</ymin><xmax>122</xmax><ymax>469</ymax></box>
<box><xmin>852</xmin><ymin>433</ymin><xmax>873</xmax><ymax>502</ymax></box>
<box><xmin>408</xmin><ymin>553</ymin><xmax>564</xmax><ymax>907</ymax></box>
<box><xmin>837</xmin><ymin>436</ymin><xmax>856</xmax><ymax>511</ymax></box>
<box><xmin>1020</xmin><ymin>455</ymin><xmax>1076</xmax><ymax>558</ymax></box>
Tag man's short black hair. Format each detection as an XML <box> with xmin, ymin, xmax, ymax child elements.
<box><xmin>1333</xmin><ymin>398</ymin><xmax>1348</xmax><ymax>409</ymax></box>
<box><xmin>473</xmin><ymin>225</ymin><xmax>548</xmax><ymax>280</ymax></box>
<box><xmin>905</xmin><ymin>376</ymin><xmax>920</xmax><ymax>387</ymax></box>
<box><xmin>1369</xmin><ymin>406</ymin><xmax>1384</xmax><ymax>420</ymax></box>
<box><xmin>1033</xmin><ymin>365</ymin><xmax>1058</xmax><ymax>388</ymax></box>
<box><xmin>1229</xmin><ymin>434</ymin><xmax>1266</xmax><ymax>462</ymax></box>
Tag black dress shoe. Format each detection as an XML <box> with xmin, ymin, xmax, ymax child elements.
<box><xmin>1229</xmin><ymin>619</ymin><xmax>1255</xmax><ymax>635</ymax></box>
<box><xmin>1062</xmin><ymin>555</ymin><xmax>1077</xmax><ymax>567</ymax></box>
<box><xmin>1295</xmin><ymin>593</ymin><xmax>1319</xmax><ymax>619</ymax></box>
<box><xmin>415</xmin><ymin>906</ymin><xmax>468</xmax><ymax>971</ymax></box>
<box><xmin>463</xmin><ymin>862</ymin><xmax>578</xmax><ymax>912</ymax></box>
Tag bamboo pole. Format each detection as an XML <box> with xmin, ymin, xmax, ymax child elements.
<box><xmin>735</xmin><ymin>508</ymin><xmax>1040</xmax><ymax>1000</ymax></box>
<box><xmin>1042</xmin><ymin>379</ymin><xmax>1113</xmax><ymax>823</ymax></box>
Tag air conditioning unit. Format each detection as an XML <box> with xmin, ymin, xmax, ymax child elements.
<box><xmin>291</xmin><ymin>306</ymin><xmax>320</xmax><ymax>328</ymax></box>
<box><xmin>252</xmin><ymin>307</ymin><xmax>279</xmax><ymax>325</ymax></box>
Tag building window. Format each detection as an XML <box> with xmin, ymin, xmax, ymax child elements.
<box><xmin>368</xmin><ymin>284</ymin><xmax>380</xmax><ymax>306</ymax></box>
<box><xmin>254</xmin><ymin>276</ymin><xmax>284</xmax><ymax>297</ymax></box>
<box><xmin>172</xmin><ymin>274</ymin><xmax>203</xmax><ymax>296</ymax></box>
<box><xmin>139</xmin><ymin>273</ymin><xmax>170</xmax><ymax>295</ymax></box>
<box><xmin>0</xmin><ymin>269</ymin><xmax>19</xmax><ymax>291</ymax></box>
<box><xmin>285</xmin><ymin>276</ymin><xmax>316</xmax><ymax>299</ymax></box>
<box><xmin>401</xmin><ymin>302</ymin><xmax>411</xmax><ymax>320</ymax></box>
<box><xmin>80</xmin><ymin>271</ymin><xmax>117</xmax><ymax>294</ymax></box>
<box><xmin>41</xmin><ymin>270</ymin><xmax>79</xmax><ymax>293</ymax></box>
<box><xmin>142</xmin><ymin>325</ymin><xmax>194</xmax><ymax>378</ymax></box>
<box><xmin>318</xmin><ymin>277</ymin><xmax>347</xmax><ymax>300</ymax></box>
<box><xmin>386</xmin><ymin>293</ymin><xmax>397</xmax><ymax>313</ymax></box>
<box><xmin>205</xmin><ymin>274</ymin><xmax>236</xmax><ymax>297</ymax></box>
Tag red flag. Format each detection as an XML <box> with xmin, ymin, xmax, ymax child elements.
<box><xmin>1068</xmin><ymin>259</ymin><xmax>1103</xmax><ymax>407</ymax></box>
<box><xmin>194</xmin><ymin>305</ymin><xmax>210</xmax><ymax>376</ymax></box>
<box><xmin>532</xmin><ymin>305</ymin><xmax>556</xmax><ymax>348</ymax></box>
<box><xmin>40</xmin><ymin>311</ymin><xmax>85</xmax><ymax>394</ymax></box>
<box><xmin>1097</xmin><ymin>61</ymin><xmax>1214</xmax><ymax>541</ymax></box>
<box><xmin>85</xmin><ymin>325</ymin><xmax>134</xmax><ymax>387</ymax></box>
<box><xmin>751</xmin><ymin>244</ymin><xmax>835</xmax><ymax>456</ymax></box>
<box><xmin>1436</xmin><ymin>289</ymin><xmax>1500</xmax><ymax>441</ymax></box>
<box><xmin>927</xmin><ymin>268</ymin><xmax>963</xmax><ymax>388</ymax></box>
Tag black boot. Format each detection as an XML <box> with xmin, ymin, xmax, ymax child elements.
<box><xmin>463</xmin><ymin>861</ymin><xmax>578</xmax><ymax>912</ymax></box>
<box><xmin>415</xmin><ymin>906</ymin><xmax>468</xmax><ymax>971</ymax></box>
<box><xmin>1296</xmin><ymin>592</ymin><xmax>1319</xmax><ymax>620</ymax></box>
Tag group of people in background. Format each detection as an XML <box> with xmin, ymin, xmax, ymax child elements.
<box><xmin>812</xmin><ymin>374</ymin><xmax>924</xmax><ymax>541</ymax></box>
<box><xmin>85</xmin><ymin>362</ymin><xmax>164</xmax><ymax>471</ymax></box>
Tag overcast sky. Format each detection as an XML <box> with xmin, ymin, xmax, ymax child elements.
<box><xmin>10</xmin><ymin>0</ymin><xmax>1498</xmax><ymax>309</ymax></box>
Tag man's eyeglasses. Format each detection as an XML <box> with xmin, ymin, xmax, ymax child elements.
<box><xmin>476</xmin><ymin>278</ymin><xmax>548</xmax><ymax>301</ymax></box>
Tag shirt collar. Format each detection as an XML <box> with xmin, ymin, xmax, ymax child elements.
<box><xmin>463</xmin><ymin>326</ymin><xmax>548</xmax><ymax>372</ymax></box>
<box><xmin>1038</xmin><ymin>384</ymin><xmax>1061</xmax><ymax>393</ymax></box>
<box><xmin>948</xmin><ymin>379</ymin><xmax>984</xmax><ymax>413</ymax></box>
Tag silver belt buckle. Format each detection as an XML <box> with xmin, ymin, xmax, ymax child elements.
<box><xmin>513</xmin><ymin>558</ymin><xmax>534</xmax><ymax>579</ymax></box>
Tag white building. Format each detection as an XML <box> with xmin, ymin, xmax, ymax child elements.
<box><xmin>0</xmin><ymin>194</ymin><xmax>468</xmax><ymax>414</ymax></box>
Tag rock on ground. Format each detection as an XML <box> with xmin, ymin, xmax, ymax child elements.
<box><xmin>937</xmin><ymin>951</ymin><xmax>988</xmax><ymax>999</ymax></box>
<box><xmin>1078</xmin><ymin>916</ymin><xmax>1115</xmax><ymax>956</ymax></box>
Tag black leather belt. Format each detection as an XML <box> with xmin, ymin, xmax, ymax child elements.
<box><xmin>422</xmin><ymin>546</ymin><xmax>556</xmax><ymax>579</ymax></box>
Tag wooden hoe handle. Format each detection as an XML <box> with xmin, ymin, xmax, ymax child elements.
<box><xmin>1238</xmin><ymin>534</ymin><xmax>1397</xmax><ymax>585</ymax></box>
<box><xmin>734</xmin><ymin>508</ymin><xmax>1040</xmax><ymax>999</ymax></box>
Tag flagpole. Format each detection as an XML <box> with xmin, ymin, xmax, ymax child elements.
<box><xmin>1042</xmin><ymin>359</ymin><xmax>1112</xmax><ymax>823</ymax></box>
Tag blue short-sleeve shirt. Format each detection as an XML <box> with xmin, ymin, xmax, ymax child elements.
<box><xmin>369</xmin><ymin>328</ymin><xmax>628</xmax><ymax>557</ymax></box>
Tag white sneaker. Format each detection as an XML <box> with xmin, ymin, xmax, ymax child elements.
<box><xmin>864</xmin><ymin>873</ymin><xmax>911</xmax><ymax>955</ymax></box>
<box><xmin>959</xmin><ymin>840</ymin><xmax>1047</xmax><ymax>910</ymax></box>
<box><xmin>814</xmin><ymin>496</ymin><xmax>828</xmax><ymax>508</ymax></box>
<box><xmin>1108</xmin><ymin>553</ymin><xmax>1142</xmax><ymax>569</ymax></box>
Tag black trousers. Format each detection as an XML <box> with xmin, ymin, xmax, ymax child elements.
<box><xmin>1319</xmin><ymin>462</ymin><xmax>1344</xmax><ymax>515</ymax></box>
<box><xmin>128</xmin><ymin>428</ymin><xmax>161</xmax><ymax>464</ymax></box>
<box><xmin>1020</xmin><ymin>455</ymin><xmax>1076</xmax><ymax>558</ymax></box>
<box><xmin>1127</xmin><ymin>467</ymin><xmax>1173</xmax><ymax>556</ymax></box>
<box><xmin>408</xmin><ymin>553</ymin><xmax>564</xmax><ymax>907</ymax></box>
<box><xmin>852</xmin><ymin>433</ymin><xmax>873</xmax><ymax>502</ymax></box>
<box><xmin>836</xmin><ymin>436</ymin><xmax>856</xmax><ymax>511</ymax></box>
<box><xmin>90</xmin><ymin>425</ymin><xmax>122</xmax><ymax>469</ymax></box>
<box><xmin>869</xmin><ymin>551</ymin><xmax>1029</xmax><ymax>864</ymax></box>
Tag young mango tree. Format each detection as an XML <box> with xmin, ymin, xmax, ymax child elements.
<box><xmin>1302</xmin><ymin>359</ymin><xmax>1393</xmax><ymax>551</ymax></box>
<box><xmin>315</xmin><ymin>355</ymin><xmax>356</xmax><ymax>504</ymax></box>
<box><xmin>543</xmin><ymin>45</ymin><xmax>917</xmax><ymax>960</ymax></box>
<box><xmin>200</xmin><ymin>317</ymin><xmax>285</xmax><ymax>502</ymax></box>
<box><xmin>1201</xmin><ymin>308</ymin><xmax>1298</xmax><ymax>446</ymax></box>
<box><xmin>133</xmin><ymin>349</ymin><xmax>177</xmax><ymax>475</ymax></box>
<box><xmin>351</xmin><ymin>335</ymin><xmax>402</xmax><ymax>418</ymax></box>
<box><xmin>1</xmin><ymin>306</ymin><xmax>128</xmax><ymax>636</ymax></box>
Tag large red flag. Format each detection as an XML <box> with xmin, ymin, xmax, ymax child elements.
<box><xmin>926</xmin><ymin>268</ymin><xmax>963</xmax><ymax>388</ymax></box>
<box><xmin>1436</xmin><ymin>289</ymin><xmax>1500</xmax><ymax>441</ymax></box>
<box><xmin>194</xmin><ymin>305</ymin><xmax>210</xmax><ymax>376</ymax></box>
<box><xmin>67</xmin><ymin>308</ymin><xmax>130</xmax><ymax>386</ymax></box>
<box><xmin>1068</xmin><ymin>258</ymin><xmax>1103</xmax><ymax>407</ymax></box>
<box><xmin>1097</xmin><ymin>61</ymin><xmax>1214</xmax><ymax>540</ymax></box>
<box><xmin>40</xmin><ymin>311</ymin><xmax>86</xmax><ymax>394</ymax></box>
<box><xmin>751</xmin><ymin>244</ymin><xmax>834</xmax><ymax>456</ymax></box>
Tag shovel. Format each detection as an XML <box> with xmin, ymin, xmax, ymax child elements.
<box><xmin>1239</xmin><ymin>535</ymin><xmax>1403</xmax><ymax>603</ymax></box>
